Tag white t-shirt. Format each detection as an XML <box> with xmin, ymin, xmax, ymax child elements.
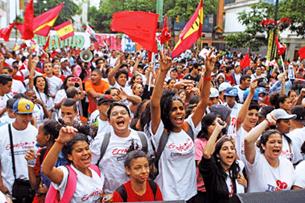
<box><xmin>54</xmin><ymin>89</ymin><xmax>67</xmax><ymax>106</ymax></box>
<box><xmin>113</xmin><ymin>82</ymin><xmax>133</xmax><ymax>96</ymax></box>
<box><xmin>234</xmin><ymin>126</ymin><xmax>248</xmax><ymax>162</ymax></box>
<box><xmin>0</xmin><ymin>191</ymin><xmax>8</xmax><ymax>202</ymax></box>
<box><xmin>88</xmin><ymin>110</ymin><xmax>99</xmax><ymax>125</ymax></box>
<box><xmin>294</xmin><ymin>161</ymin><xmax>305</xmax><ymax>188</ymax></box>
<box><xmin>149</xmin><ymin>117</ymin><xmax>199</xmax><ymax>201</ymax></box>
<box><xmin>225</xmin><ymin>102</ymin><xmax>242</xmax><ymax>136</ymax></box>
<box><xmin>11</xmin><ymin>79</ymin><xmax>26</xmax><ymax>95</ymax></box>
<box><xmin>97</xmin><ymin>117</ymin><xmax>112</xmax><ymax>135</ymax></box>
<box><xmin>245</xmin><ymin>152</ymin><xmax>295</xmax><ymax>192</ymax></box>
<box><xmin>45</xmin><ymin>75</ymin><xmax>63</xmax><ymax>97</ymax></box>
<box><xmin>0</xmin><ymin>123</ymin><xmax>37</xmax><ymax>192</ymax></box>
<box><xmin>287</xmin><ymin>127</ymin><xmax>305</xmax><ymax>164</ymax></box>
<box><xmin>0</xmin><ymin>94</ymin><xmax>12</xmax><ymax>111</ymax></box>
<box><xmin>281</xmin><ymin>135</ymin><xmax>293</xmax><ymax>162</ymax></box>
<box><xmin>53</xmin><ymin>165</ymin><xmax>104</xmax><ymax>203</ymax></box>
<box><xmin>33</xmin><ymin>104</ymin><xmax>45</xmax><ymax>126</ymax></box>
<box><xmin>34</xmin><ymin>89</ymin><xmax>54</xmax><ymax>110</ymax></box>
<box><xmin>235</xmin><ymin>85</ymin><xmax>246</xmax><ymax>103</ymax></box>
<box><xmin>90</xmin><ymin>128</ymin><xmax>152</xmax><ymax>194</ymax></box>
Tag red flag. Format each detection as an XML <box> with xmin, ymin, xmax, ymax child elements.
<box><xmin>54</xmin><ymin>20</ymin><xmax>74</xmax><ymax>40</ymax></box>
<box><xmin>0</xmin><ymin>23</ymin><xmax>15</xmax><ymax>41</ymax></box>
<box><xmin>43</xmin><ymin>35</ymin><xmax>50</xmax><ymax>51</ymax></box>
<box><xmin>33</xmin><ymin>3</ymin><xmax>64</xmax><ymax>36</ymax></box>
<box><xmin>22</xmin><ymin>0</ymin><xmax>34</xmax><ymax>39</ymax></box>
<box><xmin>298</xmin><ymin>46</ymin><xmax>305</xmax><ymax>60</ymax></box>
<box><xmin>275</xmin><ymin>36</ymin><xmax>286</xmax><ymax>56</ymax></box>
<box><xmin>172</xmin><ymin>0</ymin><xmax>203</xmax><ymax>58</ymax></box>
<box><xmin>111</xmin><ymin>11</ymin><xmax>158</xmax><ymax>53</ymax></box>
<box><xmin>159</xmin><ymin>16</ymin><xmax>171</xmax><ymax>44</ymax></box>
<box><xmin>240</xmin><ymin>54</ymin><xmax>251</xmax><ymax>69</ymax></box>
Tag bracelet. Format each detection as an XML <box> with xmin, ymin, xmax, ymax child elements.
<box><xmin>203</xmin><ymin>76</ymin><xmax>212</xmax><ymax>81</ymax></box>
<box><xmin>265</xmin><ymin>119</ymin><xmax>273</xmax><ymax>126</ymax></box>
<box><xmin>55</xmin><ymin>139</ymin><xmax>65</xmax><ymax>145</ymax></box>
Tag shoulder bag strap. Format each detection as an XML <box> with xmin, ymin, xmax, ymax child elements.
<box><xmin>137</xmin><ymin>131</ymin><xmax>148</xmax><ymax>154</ymax></box>
<box><xmin>96</xmin><ymin>132</ymin><xmax>111</xmax><ymax>166</ymax></box>
<box><xmin>116</xmin><ymin>185</ymin><xmax>127</xmax><ymax>202</ymax></box>
<box><xmin>148</xmin><ymin>180</ymin><xmax>157</xmax><ymax>200</ymax></box>
<box><xmin>154</xmin><ymin>129</ymin><xmax>170</xmax><ymax>169</ymax></box>
<box><xmin>8</xmin><ymin>124</ymin><xmax>16</xmax><ymax>179</ymax></box>
<box><xmin>185</xmin><ymin>122</ymin><xmax>195</xmax><ymax>141</ymax></box>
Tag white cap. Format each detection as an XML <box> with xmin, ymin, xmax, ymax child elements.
<box><xmin>218</xmin><ymin>82</ymin><xmax>231</xmax><ymax>92</ymax></box>
<box><xmin>210</xmin><ymin>87</ymin><xmax>219</xmax><ymax>98</ymax></box>
<box><xmin>60</xmin><ymin>58</ymin><xmax>68</xmax><ymax>63</ymax></box>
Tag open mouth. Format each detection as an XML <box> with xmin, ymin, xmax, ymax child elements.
<box><xmin>116</xmin><ymin>118</ymin><xmax>125</xmax><ymax>127</ymax></box>
<box><xmin>174</xmin><ymin>116</ymin><xmax>184</xmax><ymax>125</ymax></box>
<box><xmin>272</xmin><ymin>149</ymin><xmax>281</xmax><ymax>153</ymax></box>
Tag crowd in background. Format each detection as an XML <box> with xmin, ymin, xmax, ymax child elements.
<box><xmin>0</xmin><ymin>41</ymin><xmax>304</xmax><ymax>203</ymax></box>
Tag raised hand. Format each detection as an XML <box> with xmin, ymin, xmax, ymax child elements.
<box><xmin>159</xmin><ymin>51</ymin><xmax>172</xmax><ymax>72</ymax></box>
<box><xmin>56</xmin><ymin>126</ymin><xmax>78</xmax><ymax>144</ymax></box>
<box><xmin>250</xmin><ymin>80</ymin><xmax>258</xmax><ymax>94</ymax></box>
<box><xmin>205</xmin><ymin>49</ymin><xmax>217</xmax><ymax>72</ymax></box>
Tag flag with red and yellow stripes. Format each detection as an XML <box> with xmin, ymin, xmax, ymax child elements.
<box><xmin>33</xmin><ymin>3</ymin><xmax>64</xmax><ymax>36</ymax></box>
<box><xmin>54</xmin><ymin>20</ymin><xmax>74</xmax><ymax>40</ymax></box>
<box><xmin>172</xmin><ymin>0</ymin><xmax>203</xmax><ymax>58</ymax></box>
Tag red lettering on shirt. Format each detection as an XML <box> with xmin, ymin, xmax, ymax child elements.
<box><xmin>167</xmin><ymin>138</ymin><xmax>193</xmax><ymax>153</ymax></box>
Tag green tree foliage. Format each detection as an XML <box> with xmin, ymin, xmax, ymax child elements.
<box><xmin>278</xmin><ymin>0</ymin><xmax>305</xmax><ymax>37</ymax></box>
<box><xmin>88</xmin><ymin>0</ymin><xmax>218</xmax><ymax>33</ymax></box>
<box><xmin>33</xmin><ymin>0</ymin><xmax>80</xmax><ymax>25</ymax></box>
<box><xmin>225</xmin><ymin>2</ymin><xmax>272</xmax><ymax>51</ymax></box>
<box><xmin>166</xmin><ymin>0</ymin><xmax>217</xmax><ymax>22</ymax></box>
<box><xmin>225</xmin><ymin>0</ymin><xmax>305</xmax><ymax>51</ymax></box>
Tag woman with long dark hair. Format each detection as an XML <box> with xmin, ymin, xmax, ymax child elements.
<box><xmin>33</xmin><ymin>75</ymin><xmax>54</xmax><ymax>111</ymax></box>
<box><xmin>150</xmin><ymin>51</ymin><xmax>214</xmax><ymax>201</ymax></box>
<box><xmin>199</xmin><ymin>119</ymin><xmax>247</xmax><ymax>203</ymax></box>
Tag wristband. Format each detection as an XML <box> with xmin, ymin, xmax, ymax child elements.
<box><xmin>55</xmin><ymin>139</ymin><xmax>65</xmax><ymax>145</ymax></box>
<box><xmin>265</xmin><ymin>118</ymin><xmax>275</xmax><ymax>127</ymax></box>
<box><xmin>203</xmin><ymin>76</ymin><xmax>212</xmax><ymax>81</ymax></box>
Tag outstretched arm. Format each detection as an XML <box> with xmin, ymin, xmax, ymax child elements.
<box><xmin>191</xmin><ymin>51</ymin><xmax>216</xmax><ymax>127</ymax></box>
<box><xmin>150</xmin><ymin>52</ymin><xmax>171</xmax><ymax>134</ymax></box>
<box><xmin>244</xmin><ymin>113</ymin><xmax>275</xmax><ymax>164</ymax></box>
<box><xmin>236</xmin><ymin>80</ymin><xmax>257</xmax><ymax>130</ymax></box>
<box><xmin>203</xmin><ymin>119</ymin><xmax>226</xmax><ymax>159</ymax></box>
<box><xmin>42</xmin><ymin>127</ymin><xmax>78</xmax><ymax>185</ymax></box>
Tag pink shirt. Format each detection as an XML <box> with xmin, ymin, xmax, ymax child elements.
<box><xmin>195</xmin><ymin>138</ymin><xmax>208</xmax><ymax>192</ymax></box>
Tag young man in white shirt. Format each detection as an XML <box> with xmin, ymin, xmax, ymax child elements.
<box><xmin>0</xmin><ymin>98</ymin><xmax>37</xmax><ymax>199</ymax></box>
<box><xmin>43</xmin><ymin>62</ymin><xmax>63</xmax><ymax>97</ymax></box>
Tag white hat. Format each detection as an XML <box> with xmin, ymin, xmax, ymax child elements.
<box><xmin>60</xmin><ymin>58</ymin><xmax>68</xmax><ymax>63</ymax></box>
<box><xmin>272</xmin><ymin>109</ymin><xmax>296</xmax><ymax>120</ymax></box>
<box><xmin>210</xmin><ymin>87</ymin><xmax>219</xmax><ymax>98</ymax></box>
<box><xmin>218</xmin><ymin>82</ymin><xmax>231</xmax><ymax>92</ymax></box>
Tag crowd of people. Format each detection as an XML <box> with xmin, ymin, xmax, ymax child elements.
<box><xmin>0</xmin><ymin>41</ymin><xmax>304</xmax><ymax>203</ymax></box>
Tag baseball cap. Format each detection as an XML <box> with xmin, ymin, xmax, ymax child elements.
<box><xmin>60</xmin><ymin>58</ymin><xmax>68</xmax><ymax>63</ymax></box>
<box><xmin>272</xmin><ymin>108</ymin><xmax>296</xmax><ymax>120</ymax></box>
<box><xmin>209</xmin><ymin>104</ymin><xmax>232</xmax><ymax>121</ymax></box>
<box><xmin>291</xmin><ymin>106</ymin><xmax>305</xmax><ymax>121</ymax></box>
<box><xmin>97</xmin><ymin>94</ymin><xmax>114</xmax><ymax>106</ymax></box>
<box><xmin>13</xmin><ymin>98</ymin><xmax>34</xmax><ymax>114</ymax></box>
<box><xmin>218</xmin><ymin>82</ymin><xmax>231</xmax><ymax>92</ymax></box>
<box><xmin>224</xmin><ymin>87</ymin><xmax>238</xmax><ymax>97</ymax></box>
<box><xmin>210</xmin><ymin>88</ymin><xmax>219</xmax><ymax>98</ymax></box>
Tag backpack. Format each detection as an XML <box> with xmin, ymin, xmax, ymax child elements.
<box><xmin>45</xmin><ymin>164</ymin><xmax>101</xmax><ymax>203</ymax></box>
<box><xmin>150</xmin><ymin>122</ymin><xmax>194</xmax><ymax>179</ymax></box>
<box><xmin>96</xmin><ymin>131</ymin><xmax>148</xmax><ymax>166</ymax></box>
<box><xmin>116</xmin><ymin>180</ymin><xmax>157</xmax><ymax>202</ymax></box>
